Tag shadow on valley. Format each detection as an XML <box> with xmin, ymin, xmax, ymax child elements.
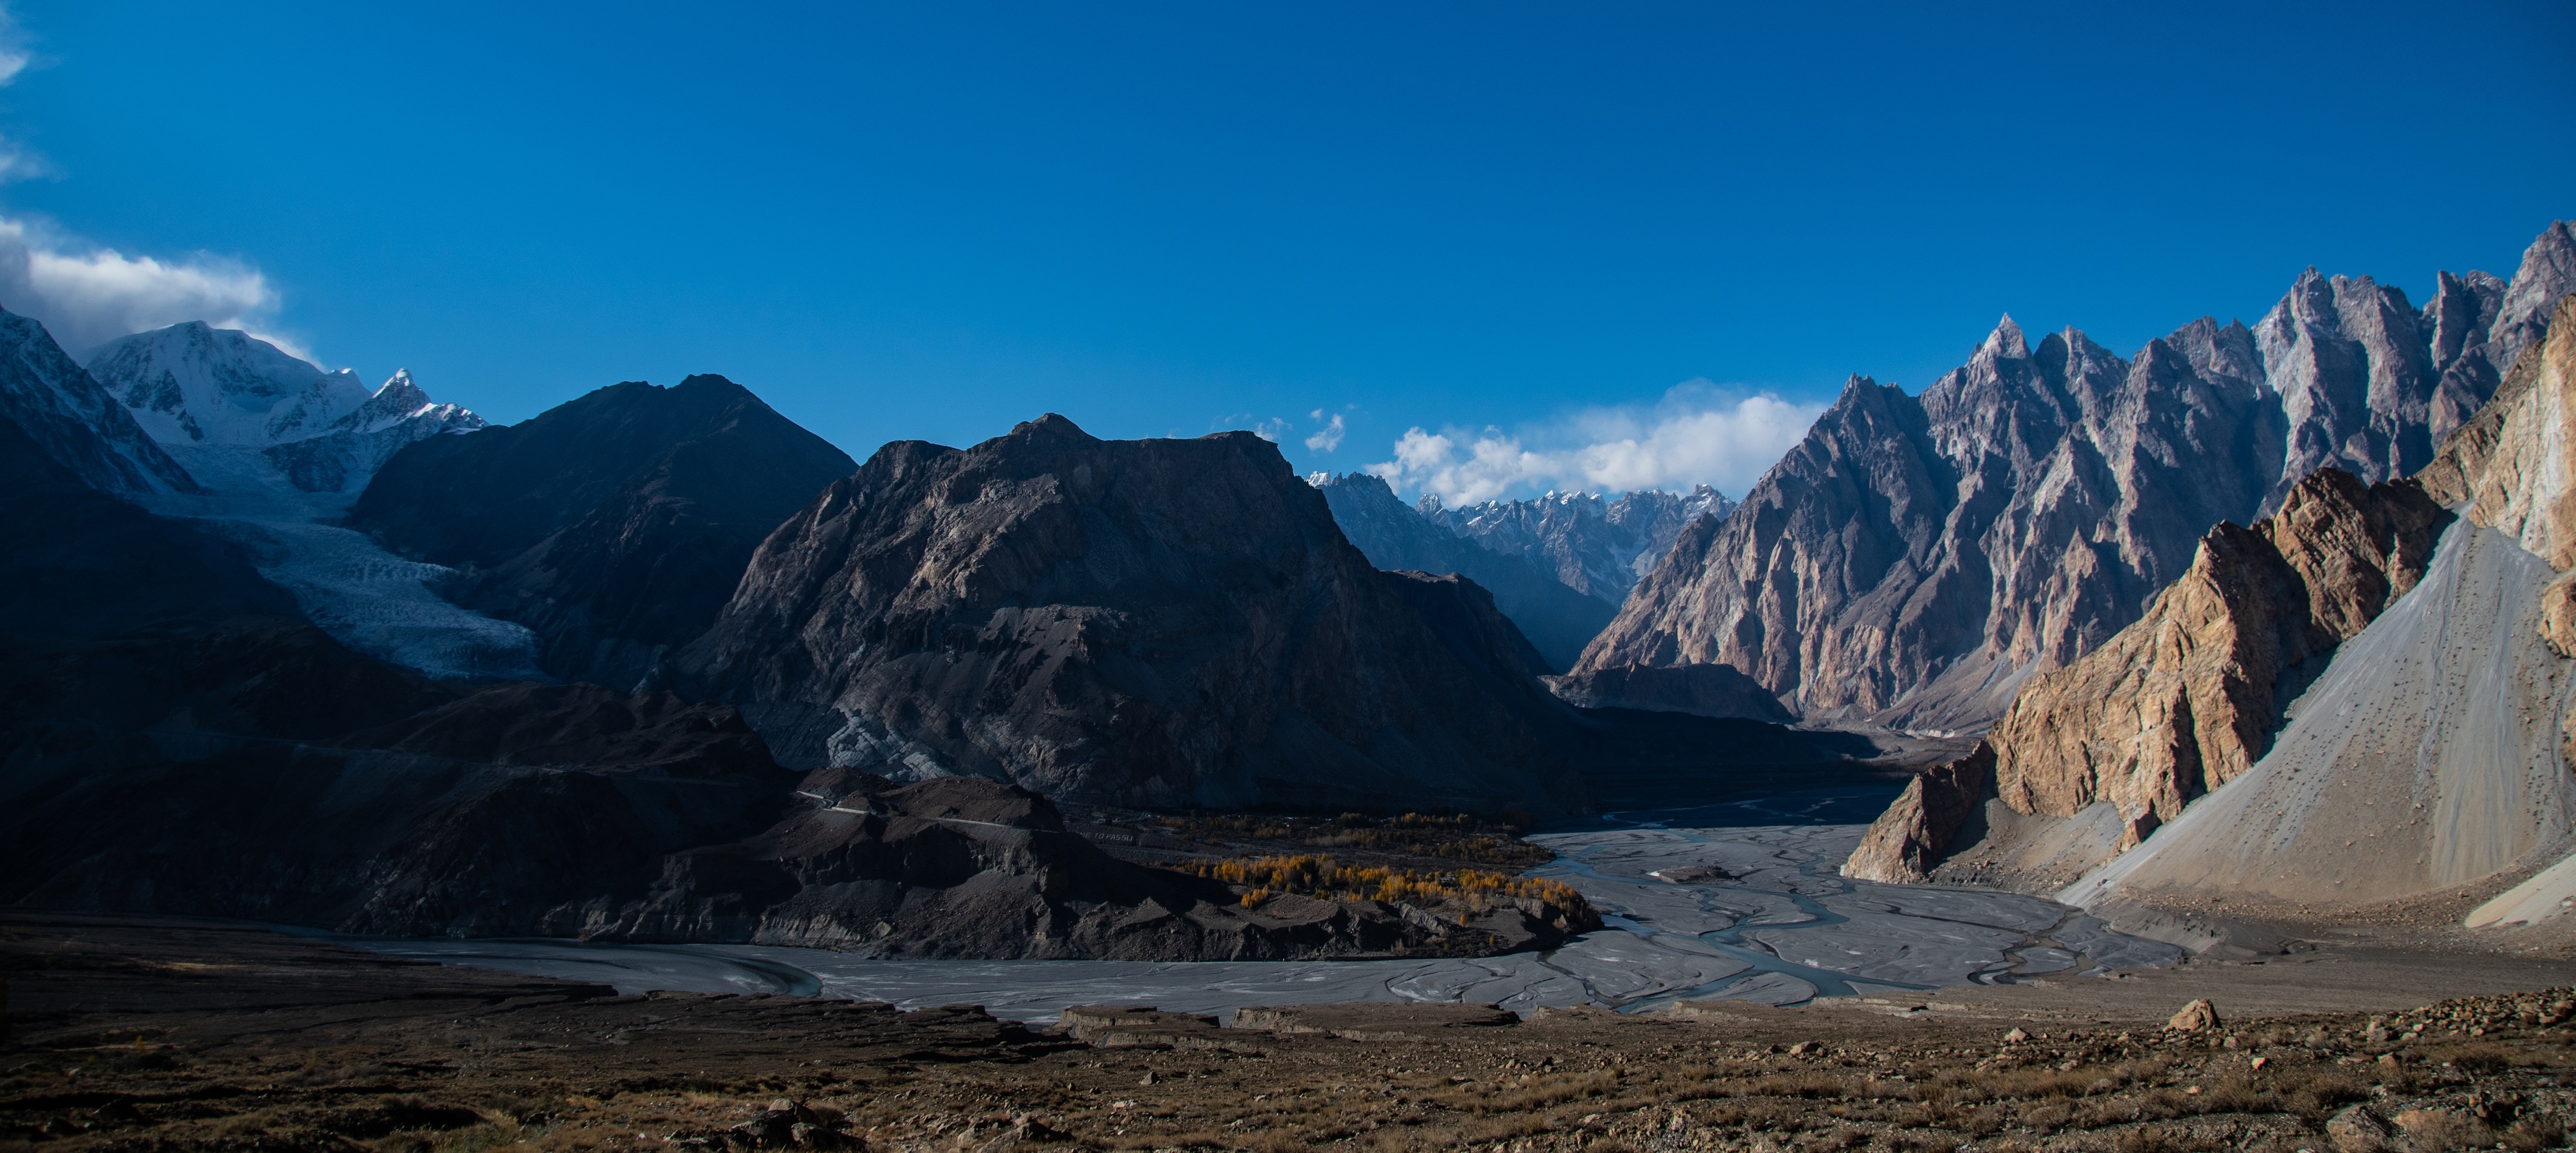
<box><xmin>1554</xmin><ymin>704</ymin><xmax>1902</xmax><ymax>826</ymax></box>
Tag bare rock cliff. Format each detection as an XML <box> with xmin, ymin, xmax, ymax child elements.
<box><xmin>1841</xmin><ymin>469</ymin><xmax>2447</xmax><ymax>884</ymax></box>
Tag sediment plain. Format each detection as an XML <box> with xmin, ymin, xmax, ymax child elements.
<box><xmin>9</xmin><ymin>905</ymin><xmax>2576</xmax><ymax>1152</ymax></box>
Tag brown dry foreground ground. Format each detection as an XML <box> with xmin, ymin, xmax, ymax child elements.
<box><xmin>8</xmin><ymin>910</ymin><xmax>2576</xmax><ymax>1153</ymax></box>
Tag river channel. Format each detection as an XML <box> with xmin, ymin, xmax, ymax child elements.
<box><xmin>336</xmin><ymin>784</ymin><xmax>2179</xmax><ymax>1024</ymax></box>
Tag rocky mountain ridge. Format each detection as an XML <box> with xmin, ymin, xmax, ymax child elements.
<box><xmin>0</xmin><ymin>310</ymin><xmax>199</xmax><ymax>498</ymax></box>
<box><xmin>0</xmin><ymin>312</ymin><xmax>1587</xmax><ymax>960</ymax></box>
<box><xmin>1578</xmin><ymin>222</ymin><xmax>2576</xmax><ymax>732</ymax></box>
<box><xmin>1846</xmin><ymin>296</ymin><xmax>2576</xmax><ymax>940</ymax></box>
<box><xmin>1842</xmin><ymin>468</ymin><xmax>2451</xmax><ymax>887</ymax></box>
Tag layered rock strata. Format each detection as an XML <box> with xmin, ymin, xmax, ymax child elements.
<box><xmin>1579</xmin><ymin>223</ymin><xmax>2576</xmax><ymax>731</ymax></box>
<box><xmin>679</xmin><ymin>415</ymin><xmax>1589</xmax><ymax>814</ymax></box>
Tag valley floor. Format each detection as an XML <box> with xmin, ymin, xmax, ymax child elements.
<box><xmin>8</xmin><ymin>909</ymin><xmax>2576</xmax><ymax>1153</ymax></box>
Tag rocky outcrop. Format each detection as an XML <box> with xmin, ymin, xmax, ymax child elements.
<box><xmin>1579</xmin><ymin>223</ymin><xmax>2575</xmax><ymax>732</ymax></box>
<box><xmin>350</xmin><ymin>375</ymin><xmax>857</xmax><ymax>689</ymax></box>
<box><xmin>1427</xmin><ymin>486</ymin><xmax>1735</xmax><ymax>604</ymax></box>
<box><xmin>679</xmin><ymin>415</ymin><xmax>1589</xmax><ymax>814</ymax></box>
<box><xmin>2071</xmin><ymin>502</ymin><xmax>2576</xmax><ymax>917</ymax></box>
<box><xmin>1841</xmin><ymin>746</ymin><xmax>1994</xmax><ymax>884</ymax></box>
<box><xmin>1313</xmin><ymin>472</ymin><xmax>1614</xmax><ymax>669</ymax></box>
<box><xmin>1842</xmin><ymin>469</ymin><xmax>2448</xmax><ymax>884</ymax></box>
<box><xmin>5</xmin><ymin>665</ymin><xmax>1587</xmax><ymax>959</ymax></box>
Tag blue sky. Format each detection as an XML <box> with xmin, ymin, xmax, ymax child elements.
<box><xmin>4</xmin><ymin>2</ymin><xmax>2571</xmax><ymax>502</ymax></box>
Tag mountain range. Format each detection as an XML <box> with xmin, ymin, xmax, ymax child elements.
<box><xmin>1578</xmin><ymin>222</ymin><xmax>2576</xmax><ymax>733</ymax></box>
<box><xmin>1846</xmin><ymin>294</ymin><xmax>2576</xmax><ymax>950</ymax></box>
<box><xmin>10</xmin><ymin>220</ymin><xmax>2576</xmax><ymax>956</ymax></box>
<box><xmin>0</xmin><ymin>304</ymin><xmax>1849</xmax><ymax>956</ymax></box>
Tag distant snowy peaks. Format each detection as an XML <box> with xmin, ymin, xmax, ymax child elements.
<box><xmin>339</xmin><ymin>368</ymin><xmax>481</xmax><ymax>437</ymax></box>
<box><xmin>79</xmin><ymin>322</ymin><xmax>487</xmax><ymax>496</ymax></box>
<box><xmin>83</xmin><ymin>323</ymin><xmax>483</xmax><ymax>449</ymax></box>
<box><xmin>87</xmin><ymin>322</ymin><xmax>364</xmax><ymax>446</ymax></box>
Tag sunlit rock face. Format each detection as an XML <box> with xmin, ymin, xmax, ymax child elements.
<box><xmin>1852</xmin><ymin>298</ymin><xmax>2576</xmax><ymax>929</ymax></box>
<box><xmin>1843</xmin><ymin>469</ymin><xmax>2449</xmax><ymax>887</ymax></box>
<box><xmin>1579</xmin><ymin>222</ymin><xmax>2575</xmax><ymax>734</ymax></box>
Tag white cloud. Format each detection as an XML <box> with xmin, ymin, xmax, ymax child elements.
<box><xmin>0</xmin><ymin>4</ymin><xmax>30</xmax><ymax>87</ymax></box>
<box><xmin>1303</xmin><ymin>410</ymin><xmax>1345</xmax><ymax>453</ymax></box>
<box><xmin>0</xmin><ymin>213</ymin><xmax>295</xmax><ymax>358</ymax></box>
<box><xmin>1364</xmin><ymin>381</ymin><xmax>1825</xmax><ymax>507</ymax></box>
<box><xmin>0</xmin><ymin>7</ymin><xmax>293</xmax><ymax>360</ymax></box>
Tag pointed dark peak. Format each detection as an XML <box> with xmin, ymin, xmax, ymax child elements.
<box><xmin>676</xmin><ymin>373</ymin><xmax>754</xmax><ymax>397</ymax></box>
<box><xmin>367</xmin><ymin>369</ymin><xmax>431</xmax><ymax>408</ymax></box>
<box><xmin>1980</xmin><ymin>314</ymin><xmax>2029</xmax><ymax>360</ymax></box>
<box><xmin>1315</xmin><ymin>470</ymin><xmax>1407</xmax><ymax>512</ymax></box>
<box><xmin>1825</xmin><ymin>374</ymin><xmax>1896</xmax><ymax>413</ymax></box>
<box><xmin>1312</xmin><ymin>470</ymin><xmax>1395</xmax><ymax>495</ymax></box>
<box><xmin>1009</xmin><ymin>412</ymin><xmax>1097</xmax><ymax>443</ymax></box>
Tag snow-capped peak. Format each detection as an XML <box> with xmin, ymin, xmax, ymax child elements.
<box><xmin>82</xmin><ymin>322</ymin><xmax>486</xmax><ymax>495</ymax></box>
<box><xmin>335</xmin><ymin>368</ymin><xmax>456</xmax><ymax>434</ymax></box>
<box><xmin>85</xmin><ymin>321</ymin><xmax>373</xmax><ymax>446</ymax></box>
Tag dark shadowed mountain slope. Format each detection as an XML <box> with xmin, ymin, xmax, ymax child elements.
<box><xmin>1311</xmin><ymin>473</ymin><xmax>1613</xmax><ymax>670</ymax></box>
<box><xmin>3</xmin><ymin>316</ymin><xmax>1595</xmax><ymax>959</ymax></box>
<box><xmin>1579</xmin><ymin>223</ymin><xmax>2576</xmax><ymax>732</ymax></box>
<box><xmin>349</xmin><ymin>375</ymin><xmax>857</xmax><ymax>689</ymax></box>
<box><xmin>0</xmin><ymin>309</ymin><xmax>198</xmax><ymax>498</ymax></box>
<box><xmin>677</xmin><ymin>415</ymin><xmax>1593</xmax><ymax>815</ymax></box>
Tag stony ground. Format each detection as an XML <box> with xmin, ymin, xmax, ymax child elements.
<box><xmin>6</xmin><ymin>911</ymin><xmax>2576</xmax><ymax>1153</ymax></box>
